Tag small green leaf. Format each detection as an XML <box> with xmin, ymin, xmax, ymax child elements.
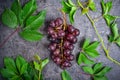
<box><xmin>33</xmin><ymin>61</ymin><xmax>40</xmax><ymax>71</ymax></box>
<box><xmin>105</xmin><ymin>1</ymin><xmax>112</xmax><ymax>13</ymax></box>
<box><xmin>88</xmin><ymin>0</ymin><xmax>96</xmax><ymax>11</ymax></box>
<box><xmin>20</xmin><ymin>0</ymin><xmax>37</xmax><ymax>23</ymax></box>
<box><xmin>101</xmin><ymin>0</ymin><xmax>106</xmax><ymax>14</ymax></box>
<box><xmin>82</xmin><ymin>39</ymin><xmax>90</xmax><ymax>49</ymax></box>
<box><xmin>21</xmin><ymin>63</ymin><xmax>28</xmax><ymax>74</ymax></box>
<box><xmin>108</xmin><ymin>35</ymin><xmax>114</xmax><ymax>42</ymax></box>
<box><xmin>110</xmin><ymin>22</ymin><xmax>119</xmax><ymax>39</ymax></box>
<box><xmin>93</xmin><ymin>76</ymin><xmax>107</xmax><ymax>80</ymax></box>
<box><xmin>78</xmin><ymin>53</ymin><xmax>94</xmax><ymax>65</ymax></box>
<box><xmin>85</xmin><ymin>41</ymin><xmax>100</xmax><ymax>50</ymax></box>
<box><xmin>95</xmin><ymin>67</ymin><xmax>111</xmax><ymax>76</ymax></box>
<box><xmin>40</xmin><ymin>73</ymin><xmax>43</xmax><ymax>80</ymax></box>
<box><xmin>61</xmin><ymin>1</ymin><xmax>71</xmax><ymax>13</ymax></box>
<box><xmin>104</xmin><ymin>14</ymin><xmax>116</xmax><ymax>26</ymax></box>
<box><xmin>16</xmin><ymin>55</ymin><xmax>27</xmax><ymax>74</ymax></box>
<box><xmin>34</xmin><ymin>54</ymin><xmax>41</xmax><ymax>61</ymax></box>
<box><xmin>41</xmin><ymin>58</ymin><xmax>49</xmax><ymax>69</ymax></box>
<box><xmin>25</xmin><ymin>10</ymin><xmax>46</xmax><ymax>30</ymax></box>
<box><xmin>82</xmin><ymin>66</ymin><xmax>94</xmax><ymax>74</ymax></box>
<box><xmin>0</xmin><ymin>69</ymin><xmax>16</xmax><ymax>78</ymax></box>
<box><xmin>23</xmin><ymin>72</ymin><xmax>32</xmax><ymax>80</ymax></box>
<box><xmin>4</xmin><ymin>57</ymin><xmax>17</xmax><ymax>73</ymax></box>
<box><xmin>81</xmin><ymin>8</ymin><xmax>89</xmax><ymax>15</ymax></box>
<box><xmin>85</xmin><ymin>50</ymin><xmax>99</xmax><ymax>58</ymax></box>
<box><xmin>2</xmin><ymin>9</ymin><xmax>18</xmax><ymax>28</ymax></box>
<box><xmin>11</xmin><ymin>0</ymin><xmax>22</xmax><ymax>24</ymax></box>
<box><xmin>61</xmin><ymin>70</ymin><xmax>72</xmax><ymax>80</ymax></box>
<box><xmin>20</xmin><ymin>30</ymin><xmax>43</xmax><ymax>42</ymax></box>
<box><xmin>68</xmin><ymin>0</ymin><xmax>75</xmax><ymax>6</ymax></box>
<box><xmin>10</xmin><ymin>75</ymin><xmax>21</xmax><ymax>80</ymax></box>
<box><xmin>93</xmin><ymin>63</ymin><xmax>103</xmax><ymax>73</ymax></box>
<box><xmin>116</xmin><ymin>37</ymin><xmax>120</xmax><ymax>46</ymax></box>
<box><xmin>77</xmin><ymin>53</ymin><xmax>82</xmax><ymax>65</ymax></box>
<box><xmin>101</xmin><ymin>0</ymin><xmax>112</xmax><ymax>15</ymax></box>
<box><xmin>69</xmin><ymin>7</ymin><xmax>77</xmax><ymax>24</ymax></box>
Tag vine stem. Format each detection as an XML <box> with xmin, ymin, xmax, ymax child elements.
<box><xmin>0</xmin><ymin>27</ymin><xmax>20</xmax><ymax>48</ymax></box>
<box><xmin>86</xmin><ymin>13</ymin><xmax>120</xmax><ymax>66</ymax></box>
<box><xmin>77</xmin><ymin>0</ymin><xmax>120</xmax><ymax>66</ymax></box>
<box><xmin>59</xmin><ymin>9</ymin><xmax>67</xmax><ymax>59</ymax></box>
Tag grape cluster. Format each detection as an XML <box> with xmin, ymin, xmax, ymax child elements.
<box><xmin>47</xmin><ymin>17</ymin><xmax>80</xmax><ymax>69</ymax></box>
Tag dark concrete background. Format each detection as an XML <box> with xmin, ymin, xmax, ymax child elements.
<box><xmin>0</xmin><ymin>0</ymin><xmax>120</xmax><ymax>80</ymax></box>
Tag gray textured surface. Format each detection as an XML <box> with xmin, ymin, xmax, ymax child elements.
<box><xmin>0</xmin><ymin>0</ymin><xmax>120</xmax><ymax>80</ymax></box>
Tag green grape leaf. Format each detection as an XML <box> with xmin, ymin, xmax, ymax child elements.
<box><xmin>20</xmin><ymin>0</ymin><xmax>37</xmax><ymax>23</ymax></box>
<box><xmin>77</xmin><ymin>53</ymin><xmax>83</xmax><ymax>65</ymax></box>
<box><xmin>104</xmin><ymin>14</ymin><xmax>117</xmax><ymax>26</ymax></box>
<box><xmin>116</xmin><ymin>37</ymin><xmax>120</xmax><ymax>46</ymax></box>
<box><xmin>85</xmin><ymin>41</ymin><xmax>100</xmax><ymax>50</ymax></box>
<box><xmin>95</xmin><ymin>66</ymin><xmax>111</xmax><ymax>76</ymax></box>
<box><xmin>69</xmin><ymin>7</ymin><xmax>77</xmax><ymax>24</ymax></box>
<box><xmin>108</xmin><ymin>35</ymin><xmax>114</xmax><ymax>42</ymax></box>
<box><xmin>10</xmin><ymin>75</ymin><xmax>21</xmax><ymax>80</ymax></box>
<box><xmin>110</xmin><ymin>22</ymin><xmax>119</xmax><ymax>40</ymax></box>
<box><xmin>101</xmin><ymin>0</ymin><xmax>106</xmax><ymax>14</ymax></box>
<box><xmin>61</xmin><ymin>1</ymin><xmax>71</xmax><ymax>13</ymax></box>
<box><xmin>101</xmin><ymin>0</ymin><xmax>112</xmax><ymax>15</ymax></box>
<box><xmin>81</xmin><ymin>8</ymin><xmax>89</xmax><ymax>15</ymax></box>
<box><xmin>61</xmin><ymin>70</ymin><xmax>72</xmax><ymax>80</ymax></box>
<box><xmin>25</xmin><ymin>10</ymin><xmax>46</xmax><ymax>30</ymax></box>
<box><xmin>2</xmin><ymin>9</ymin><xmax>18</xmax><ymax>28</ymax></box>
<box><xmin>68</xmin><ymin>0</ymin><xmax>75</xmax><ymax>6</ymax></box>
<box><xmin>93</xmin><ymin>76</ymin><xmax>107</xmax><ymax>80</ymax></box>
<box><xmin>21</xmin><ymin>63</ymin><xmax>28</xmax><ymax>74</ymax></box>
<box><xmin>20</xmin><ymin>30</ymin><xmax>43</xmax><ymax>42</ymax></box>
<box><xmin>85</xmin><ymin>50</ymin><xmax>99</xmax><ymax>58</ymax></box>
<box><xmin>93</xmin><ymin>63</ymin><xmax>103</xmax><ymax>73</ymax></box>
<box><xmin>82</xmin><ymin>39</ymin><xmax>90</xmax><ymax>49</ymax></box>
<box><xmin>41</xmin><ymin>58</ymin><xmax>49</xmax><ymax>69</ymax></box>
<box><xmin>4</xmin><ymin>57</ymin><xmax>17</xmax><ymax>73</ymax></box>
<box><xmin>40</xmin><ymin>73</ymin><xmax>43</xmax><ymax>80</ymax></box>
<box><xmin>34</xmin><ymin>54</ymin><xmax>41</xmax><ymax>61</ymax></box>
<box><xmin>88</xmin><ymin>0</ymin><xmax>96</xmax><ymax>11</ymax></box>
<box><xmin>16</xmin><ymin>55</ymin><xmax>27</xmax><ymax>74</ymax></box>
<box><xmin>78</xmin><ymin>53</ymin><xmax>94</xmax><ymax>65</ymax></box>
<box><xmin>11</xmin><ymin>0</ymin><xmax>22</xmax><ymax>24</ymax></box>
<box><xmin>105</xmin><ymin>1</ymin><xmax>112</xmax><ymax>13</ymax></box>
<box><xmin>33</xmin><ymin>61</ymin><xmax>40</xmax><ymax>71</ymax></box>
<box><xmin>0</xmin><ymin>69</ymin><xmax>16</xmax><ymax>78</ymax></box>
<box><xmin>82</xmin><ymin>66</ymin><xmax>94</xmax><ymax>74</ymax></box>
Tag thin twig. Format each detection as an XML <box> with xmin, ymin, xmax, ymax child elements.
<box><xmin>93</xmin><ymin>15</ymin><xmax>103</xmax><ymax>22</ymax></box>
<box><xmin>0</xmin><ymin>27</ymin><xmax>20</xmax><ymax>48</ymax></box>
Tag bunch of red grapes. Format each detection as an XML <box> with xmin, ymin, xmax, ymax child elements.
<box><xmin>47</xmin><ymin>17</ymin><xmax>80</xmax><ymax>69</ymax></box>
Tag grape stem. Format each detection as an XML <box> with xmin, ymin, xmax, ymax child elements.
<box><xmin>60</xmin><ymin>10</ymin><xmax>67</xmax><ymax>58</ymax></box>
<box><xmin>0</xmin><ymin>27</ymin><xmax>20</xmax><ymax>48</ymax></box>
<box><xmin>77</xmin><ymin>0</ymin><xmax>120</xmax><ymax>66</ymax></box>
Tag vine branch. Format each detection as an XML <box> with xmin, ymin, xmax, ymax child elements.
<box><xmin>77</xmin><ymin>0</ymin><xmax>120</xmax><ymax>66</ymax></box>
<box><xmin>0</xmin><ymin>27</ymin><xmax>20</xmax><ymax>48</ymax></box>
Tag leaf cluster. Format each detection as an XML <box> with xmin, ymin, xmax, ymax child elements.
<box><xmin>61</xmin><ymin>0</ymin><xmax>96</xmax><ymax>24</ymax></box>
<box><xmin>82</xmin><ymin>63</ymin><xmax>111</xmax><ymax>80</ymax></box>
<box><xmin>101</xmin><ymin>0</ymin><xmax>117</xmax><ymax>26</ymax></box>
<box><xmin>101</xmin><ymin>0</ymin><xmax>120</xmax><ymax>46</ymax></box>
<box><xmin>0</xmin><ymin>55</ymin><xmax>49</xmax><ymax>80</ymax></box>
<box><xmin>81</xmin><ymin>0</ymin><xmax>96</xmax><ymax>15</ymax></box>
<box><xmin>77</xmin><ymin>39</ymin><xmax>111</xmax><ymax>80</ymax></box>
<box><xmin>1</xmin><ymin>0</ymin><xmax>46</xmax><ymax>42</ymax></box>
<box><xmin>78</xmin><ymin>39</ymin><xmax>100</xmax><ymax>65</ymax></box>
<box><xmin>61</xmin><ymin>0</ymin><xmax>77</xmax><ymax>24</ymax></box>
